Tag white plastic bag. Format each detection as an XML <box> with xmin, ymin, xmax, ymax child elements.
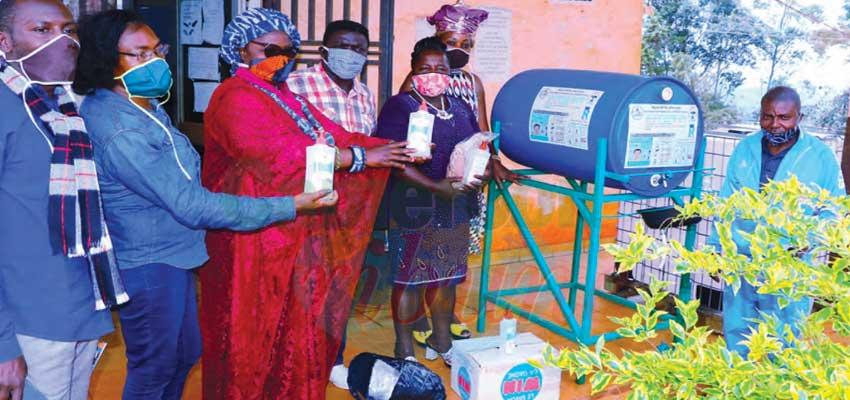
<box><xmin>447</xmin><ymin>132</ymin><xmax>495</xmax><ymax>185</ymax></box>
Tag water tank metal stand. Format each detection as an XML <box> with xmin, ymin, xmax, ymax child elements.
<box><xmin>476</xmin><ymin>121</ymin><xmax>707</xmax><ymax>350</ymax></box>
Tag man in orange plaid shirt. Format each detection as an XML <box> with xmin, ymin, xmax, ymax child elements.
<box><xmin>288</xmin><ymin>20</ymin><xmax>376</xmax><ymax>136</ymax></box>
<box><xmin>287</xmin><ymin>19</ymin><xmax>377</xmax><ymax>390</ymax></box>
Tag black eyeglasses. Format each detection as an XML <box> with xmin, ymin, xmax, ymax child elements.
<box><xmin>250</xmin><ymin>41</ymin><xmax>297</xmax><ymax>58</ymax></box>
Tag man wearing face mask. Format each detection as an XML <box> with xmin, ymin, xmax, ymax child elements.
<box><xmin>0</xmin><ymin>1</ymin><xmax>117</xmax><ymax>399</ymax></box>
<box><xmin>287</xmin><ymin>19</ymin><xmax>375</xmax><ymax>136</ymax></box>
<box><xmin>708</xmin><ymin>86</ymin><xmax>844</xmax><ymax>358</ymax></box>
<box><xmin>287</xmin><ymin>19</ymin><xmax>378</xmax><ymax>390</ymax></box>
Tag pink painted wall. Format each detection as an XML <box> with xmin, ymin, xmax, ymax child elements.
<box><xmin>391</xmin><ymin>0</ymin><xmax>646</xmax><ymax>114</ymax></box>
<box><xmin>391</xmin><ymin>0</ymin><xmax>647</xmax><ymax>252</ymax></box>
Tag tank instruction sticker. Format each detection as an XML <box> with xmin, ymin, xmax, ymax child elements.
<box><xmin>625</xmin><ymin>104</ymin><xmax>699</xmax><ymax>169</ymax></box>
<box><xmin>528</xmin><ymin>86</ymin><xmax>603</xmax><ymax>150</ymax></box>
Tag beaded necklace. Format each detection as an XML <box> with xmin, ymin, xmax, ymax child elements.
<box><xmin>248</xmin><ymin>81</ymin><xmax>336</xmax><ymax>146</ymax></box>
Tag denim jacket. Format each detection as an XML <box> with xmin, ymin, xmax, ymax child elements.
<box><xmin>80</xmin><ymin>89</ymin><xmax>295</xmax><ymax>270</ymax></box>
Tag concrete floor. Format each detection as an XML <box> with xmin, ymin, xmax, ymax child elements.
<box><xmin>88</xmin><ymin>250</ymin><xmax>667</xmax><ymax>399</ymax></box>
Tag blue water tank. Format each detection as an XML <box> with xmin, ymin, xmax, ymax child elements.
<box><xmin>492</xmin><ymin>69</ymin><xmax>704</xmax><ymax>197</ymax></box>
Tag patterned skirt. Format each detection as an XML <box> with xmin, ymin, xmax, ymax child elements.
<box><xmin>389</xmin><ymin>222</ymin><xmax>470</xmax><ymax>288</ymax></box>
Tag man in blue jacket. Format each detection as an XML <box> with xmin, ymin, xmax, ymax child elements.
<box><xmin>0</xmin><ymin>1</ymin><xmax>113</xmax><ymax>399</ymax></box>
<box><xmin>711</xmin><ymin>86</ymin><xmax>844</xmax><ymax>357</ymax></box>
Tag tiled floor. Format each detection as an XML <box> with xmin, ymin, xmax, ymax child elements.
<box><xmin>89</xmin><ymin>250</ymin><xmax>666</xmax><ymax>399</ymax></box>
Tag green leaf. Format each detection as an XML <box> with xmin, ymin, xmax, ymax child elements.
<box><xmin>674</xmin><ymin>298</ymin><xmax>700</xmax><ymax>329</ymax></box>
<box><xmin>595</xmin><ymin>335</ymin><xmax>606</xmax><ymax>356</ymax></box>
<box><xmin>669</xmin><ymin>320</ymin><xmax>687</xmax><ymax>340</ymax></box>
<box><xmin>590</xmin><ymin>371</ymin><xmax>613</xmax><ymax>395</ymax></box>
<box><xmin>616</xmin><ymin>328</ymin><xmax>637</xmax><ymax>338</ymax></box>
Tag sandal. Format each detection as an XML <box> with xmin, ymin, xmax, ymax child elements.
<box><xmin>424</xmin><ymin>337</ymin><xmax>453</xmax><ymax>367</ymax></box>
<box><xmin>451</xmin><ymin>322</ymin><xmax>472</xmax><ymax>340</ymax></box>
<box><xmin>413</xmin><ymin>329</ymin><xmax>432</xmax><ymax>347</ymax></box>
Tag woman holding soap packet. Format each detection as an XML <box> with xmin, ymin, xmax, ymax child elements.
<box><xmin>376</xmin><ymin>36</ymin><xmax>492</xmax><ymax>366</ymax></box>
<box><xmin>197</xmin><ymin>8</ymin><xmax>418</xmax><ymax>398</ymax></box>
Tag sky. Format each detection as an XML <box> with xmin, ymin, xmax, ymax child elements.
<box><xmin>734</xmin><ymin>0</ymin><xmax>850</xmax><ymax>113</ymax></box>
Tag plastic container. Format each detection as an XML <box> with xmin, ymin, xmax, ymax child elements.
<box><xmin>304</xmin><ymin>143</ymin><xmax>335</xmax><ymax>193</ymax></box>
<box><xmin>407</xmin><ymin>102</ymin><xmax>434</xmax><ymax>158</ymax></box>
<box><xmin>637</xmin><ymin>205</ymin><xmax>702</xmax><ymax>229</ymax></box>
<box><xmin>463</xmin><ymin>142</ymin><xmax>490</xmax><ymax>185</ymax></box>
<box><xmin>492</xmin><ymin>69</ymin><xmax>704</xmax><ymax>196</ymax></box>
<box><xmin>499</xmin><ymin>310</ymin><xmax>517</xmax><ymax>354</ymax></box>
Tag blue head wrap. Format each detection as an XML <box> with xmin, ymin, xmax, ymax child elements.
<box><xmin>220</xmin><ymin>8</ymin><xmax>302</xmax><ymax>74</ymax></box>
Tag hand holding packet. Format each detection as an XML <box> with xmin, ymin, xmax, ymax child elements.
<box><xmin>305</xmin><ymin>142</ymin><xmax>335</xmax><ymax>193</ymax></box>
<box><xmin>406</xmin><ymin>102</ymin><xmax>434</xmax><ymax>158</ymax></box>
<box><xmin>447</xmin><ymin>132</ymin><xmax>497</xmax><ymax>189</ymax></box>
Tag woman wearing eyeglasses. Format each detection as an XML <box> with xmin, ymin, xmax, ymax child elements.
<box><xmin>72</xmin><ymin>10</ymin><xmax>339</xmax><ymax>400</ymax></box>
<box><xmin>198</xmin><ymin>8</ymin><xmax>413</xmax><ymax>400</ymax></box>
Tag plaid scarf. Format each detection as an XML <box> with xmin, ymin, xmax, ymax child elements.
<box><xmin>0</xmin><ymin>61</ymin><xmax>128</xmax><ymax>310</ymax></box>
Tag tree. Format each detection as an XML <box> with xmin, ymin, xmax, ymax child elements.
<box><xmin>694</xmin><ymin>0</ymin><xmax>766</xmax><ymax>98</ymax></box>
<box><xmin>540</xmin><ymin>178</ymin><xmax>850</xmax><ymax>398</ymax></box>
<box><xmin>796</xmin><ymin>81</ymin><xmax>850</xmax><ymax>134</ymax></box>
<box><xmin>641</xmin><ymin>0</ymin><xmax>704</xmax><ymax>76</ymax></box>
<box><xmin>752</xmin><ymin>1</ymin><xmax>823</xmax><ymax>91</ymax></box>
<box><xmin>641</xmin><ymin>0</ymin><xmax>767</xmax><ymax>129</ymax></box>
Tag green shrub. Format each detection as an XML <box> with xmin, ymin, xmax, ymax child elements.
<box><xmin>538</xmin><ymin>177</ymin><xmax>850</xmax><ymax>399</ymax></box>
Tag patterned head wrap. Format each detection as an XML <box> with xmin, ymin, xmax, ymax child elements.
<box><xmin>221</xmin><ymin>8</ymin><xmax>302</xmax><ymax>73</ymax></box>
<box><xmin>427</xmin><ymin>3</ymin><xmax>489</xmax><ymax>36</ymax></box>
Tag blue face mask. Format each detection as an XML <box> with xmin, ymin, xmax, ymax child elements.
<box><xmin>115</xmin><ymin>58</ymin><xmax>173</xmax><ymax>100</ymax></box>
<box><xmin>322</xmin><ymin>47</ymin><xmax>366</xmax><ymax>80</ymax></box>
<box><xmin>764</xmin><ymin>127</ymin><xmax>800</xmax><ymax>145</ymax></box>
<box><xmin>273</xmin><ymin>58</ymin><xmax>296</xmax><ymax>84</ymax></box>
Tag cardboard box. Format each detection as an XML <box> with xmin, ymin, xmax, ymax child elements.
<box><xmin>451</xmin><ymin>333</ymin><xmax>562</xmax><ymax>400</ymax></box>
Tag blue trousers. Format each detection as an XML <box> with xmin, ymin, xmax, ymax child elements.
<box><xmin>722</xmin><ymin>279</ymin><xmax>812</xmax><ymax>358</ymax></box>
<box><xmin>118</xmin><ymin>263</ymin><xmax>201</xmax><ymax>400</ymax></box>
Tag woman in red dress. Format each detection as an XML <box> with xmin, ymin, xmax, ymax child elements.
<box><xmin>199</xmin><ymin>8</ymin><xmax>412</xmax><ymax>399</ymax></box>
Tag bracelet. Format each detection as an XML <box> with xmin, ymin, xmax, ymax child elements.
<box><xmin>334</xmin><ymin>147</ymin><xmax>343</xmax><ymax>170</ymax></box>
<box><xmin>349</xmin><ymin>145</ymin><xmax>366</xmax><ymax>173</ymax></box>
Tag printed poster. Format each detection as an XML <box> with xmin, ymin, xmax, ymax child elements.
<box><xmin>472</xmin><ymin>7</ymin><xmax>512</xmax><ymax>83</ymax></box>
<box><xmin>180</xmin><ymin>0</ymin><xmax>203</xmax><ymax>45</ymax></box>
<box><xmin>528</xmin><ymin>86</ymin><xmax>603</xmax><ymax>150</ymax></box>
<box><xmin>625</xmin><ymin>104</ymin><xmax>699</xmax><ymax>169</ymax></box>
<box><xmin>187</xmin><ymin>47</ymin><xmax>221</xmax><ymax>81</ymax></box>
<box><xmin>201</xmin><ymin>0</ymin><xmax>225</xmax><ymax>45</ymax></box>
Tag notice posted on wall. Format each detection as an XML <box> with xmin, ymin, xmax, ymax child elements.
<box><xmin>471</xmin><ymin>7</ymin><xmax>512</xmax><ymax>83</ymax></box>
<box><xmin>624</xmin><ymin>104</ymin><xmax>699</xmax><ymax>169</ymax></box>
<box><xmin>528</xmin><ymin>86</ymin><xmax>603</xmax><ymax>150</ymax></box>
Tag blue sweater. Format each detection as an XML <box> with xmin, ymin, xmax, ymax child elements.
<box><xmin>0</xmin><ymin>84</ymin><xmax>113</xmax><ymax>361</ymax></box>
<box><xmin>708</xmin><ymin>130</ymin><xmax>845</xmax><ymax>256</ymax></box>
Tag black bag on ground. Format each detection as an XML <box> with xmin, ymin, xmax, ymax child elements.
<box><xmin>347</xmin><ymin>352</ymin><xmax>446</xmax><ymax>400</ymax></box>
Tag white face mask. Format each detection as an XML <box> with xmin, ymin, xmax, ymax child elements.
<box><xmin>4</xmin><ymin>35</ymin><xmax>82</xmax><ymax>153</ymax></box>
<box><xmin>6</xmin><ymin>34</ymin><xmax>80</xmax><ymax>86</ymax></box>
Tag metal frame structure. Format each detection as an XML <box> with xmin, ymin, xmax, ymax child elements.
<box><xmin>476</xmin><ymin>121</ymin><xmax>708</xmax><ymax>346</ymax></box>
